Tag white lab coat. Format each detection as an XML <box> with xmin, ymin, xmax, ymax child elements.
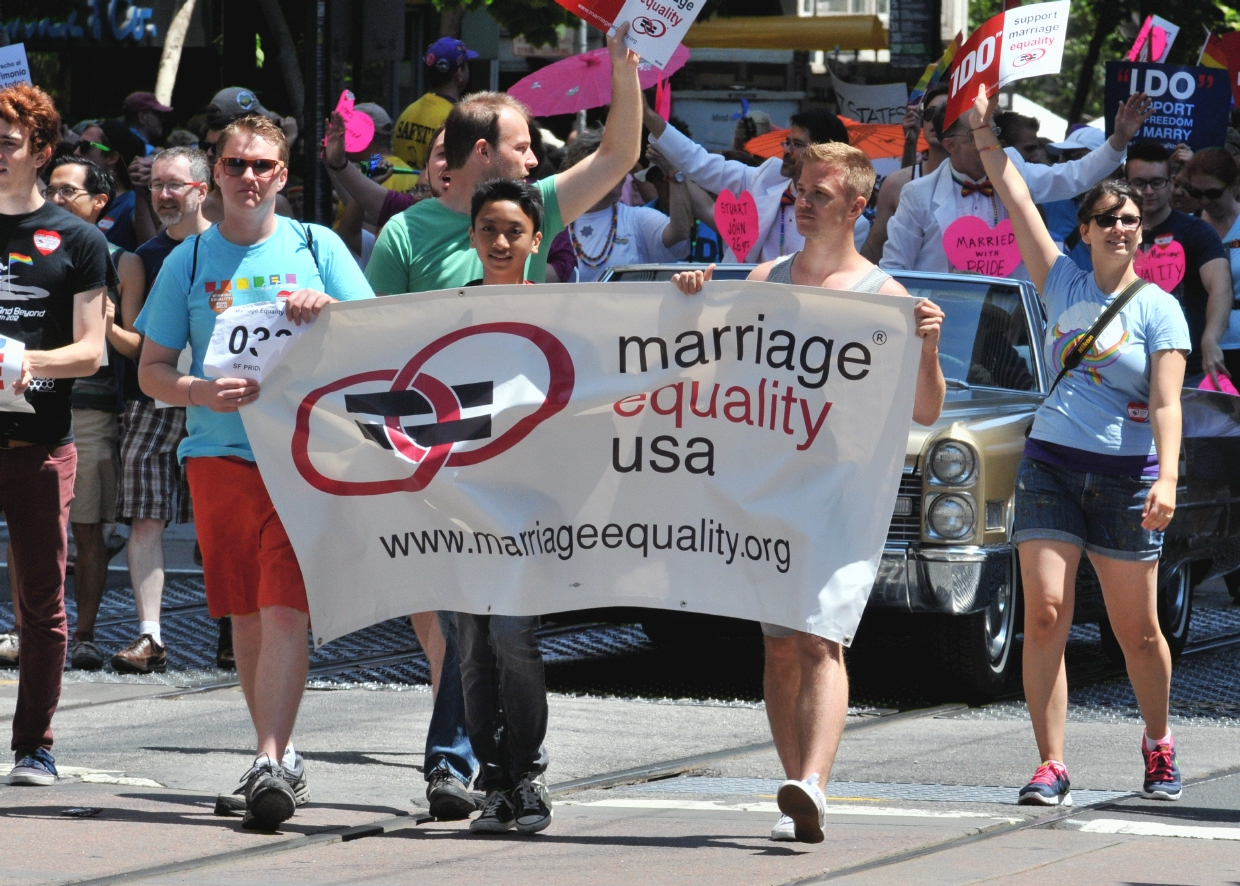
<box><xmin>879</xmin><ymin>141</ymin><xmax>1126</xmax><ymax>280</ymax></box>
<box><xmin>649</xmin><ymin>123</ymin><xmax>870</xmax><ymax>262</ymax></box>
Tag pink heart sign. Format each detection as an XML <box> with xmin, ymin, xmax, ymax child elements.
<box><xmin>943</xmin><ymin>216</ymin><xmax>1022</xmax><ymax>277</ymax></box>
<box><xmin>1134</xmin><ymin>235</ymin><xmax>1186</xmax><ymax>291</ymax></box>
<box><xmin>715</xmin><ymin>189</ymin><xmax>759</xmax><ymax>261</ymax></box>
<box><xmin>334</xmin><ymin>89</ymin><xmax>375</xmax><ymax>154</ymax></box>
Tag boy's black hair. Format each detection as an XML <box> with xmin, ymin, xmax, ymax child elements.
<box><xmin>47</xmin><ymin>155</ymin><xmax>116</xmax><ymax>204</ymax></box>
<box><xmin>1126</xmin><ymin>139</ymin><xmax>1171</xmax><ymax>166</ymax></box>
<box><xmin>470</xmin><ymin>178</ymin><xmax>544</xmax><ymax>234</ymax></box>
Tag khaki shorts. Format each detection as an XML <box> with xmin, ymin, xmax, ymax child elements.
<box><xmin>69</xmin><ymin>407</ymin><xmax>120</xmax><ymax>524</ymax></box>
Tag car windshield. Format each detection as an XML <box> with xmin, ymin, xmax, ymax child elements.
<box><xmin>899</xmin><ymin>277</ymin><xmax>1038</xmax><ymax>393</ymax></box>
<box><xmin>604</xmin><ymin>266</ymin><xmax>1040</xmax><ymax>394</ymax></box>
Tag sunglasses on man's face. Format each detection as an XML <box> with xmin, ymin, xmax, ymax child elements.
<box><xmin>219</xmin><ymin>157</ymin><xmax>283</xmax><ymax>177</ymax></box>
<box><xmin>1090</xmin><ymin>212</ymin><xmax>1143</xmax><ymax>230</ymax></box>
<box><xmin>1187</xmin><ymin>185</ymin><xmax>1229</xmax><ymax>200</ymax></box>
<box><xmin>75</xmin><ymin>140</ymin><xmax>112</xmax><ymax>154</ymax></box>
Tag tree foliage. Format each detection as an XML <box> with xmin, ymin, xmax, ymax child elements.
<box><xmin>971</xmin><ymin>0</ymin><xmax>1234</xmax><ymax>124</ymax></box>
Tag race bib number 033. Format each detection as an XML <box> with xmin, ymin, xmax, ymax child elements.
<box><xmin>203</xmin><ymin>301</ymin><xmax>305</xmax><ymax>384</ymax></box>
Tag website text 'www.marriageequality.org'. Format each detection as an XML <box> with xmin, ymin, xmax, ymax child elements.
<box><xmin>379</xmin><ymin>519</ymin><xmax>792</xmax><ymax>574</ymax></box>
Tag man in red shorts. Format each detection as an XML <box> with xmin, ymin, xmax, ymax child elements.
<box><xmin>135</xmin><ymin>116</ymin><xmax>374</xmax><ymax>829</ymax></box>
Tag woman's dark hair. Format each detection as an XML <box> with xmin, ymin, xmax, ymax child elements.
<box><xmin>47</xmin><ymin>155</ymin><xmax>116</xmax><ymax>204</ymax></box>
<box><xmin>1075</xmin><ymin>179</ymin><xmax>1143</xmax><ymax>228</ymax></box>
<box><xmin>470</xmin><ymin>178</ymin><xmax>544</xmax><ymax>233</ymax></box>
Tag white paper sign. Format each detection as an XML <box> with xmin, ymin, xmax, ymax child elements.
<box><xmin>240</xmin><ymin>283</ymin><xmax>920</xmax><ymax>648</ymax></box>
<box><xmin>0</xmin><ymin>44</ymin><xmax>31</xmax><ymax>90</ymax></box>
<box><xmin>203</xmin><ymin>301</ymin><xmax>306</xmax><ymax>384</ymax></box>
<box><xmin>0</xmin><ymin>336</ymin><xmax>33</xmax><ymax>413</ymax></box>
<box><xmin>830</xmin><ymin>72</ymin><xmax>909</xmax><ymax>124</ymax></box>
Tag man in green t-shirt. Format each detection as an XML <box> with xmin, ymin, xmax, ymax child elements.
<box><xmin>365</xmin><ymin>24</ymin><xmax>642</xmax><ymax>295</ymax></box>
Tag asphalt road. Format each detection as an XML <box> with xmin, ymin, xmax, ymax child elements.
<box><xmin>2</xmin><ymin>526</ymin><xmax>1240</xmax><ymax>884</ymax></box>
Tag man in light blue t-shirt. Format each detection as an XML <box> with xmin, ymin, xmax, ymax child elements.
<box><xmin>135</xmin><ymin>116</ymin><xmax>373</xmax><ymax>831</ymax></box>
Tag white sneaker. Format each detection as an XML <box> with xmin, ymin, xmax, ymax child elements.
<box><xmin>777</xmin><ymin>775</ymin><xmax>826</xmax><ymax>844</ymax></box>
<box><xmin>0</xmin><ymin>631</ymin><xmax>18</xmax><ymax>666</ymax></box>
<box><xmin>770</xmin><ymin>813</ymin><xmax>797</xmax><ymax>841</ymax></box>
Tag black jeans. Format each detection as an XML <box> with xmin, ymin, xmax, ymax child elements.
<box><xmin>456</xmin><ymin>613</ymin><xmax>549</xmax><ymax>792</ymax></box>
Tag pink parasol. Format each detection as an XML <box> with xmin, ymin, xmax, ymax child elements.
<box><xmin>508</xmin><ymin>44</ymin><xmax>690</xmax><ymax>117</ymax></box>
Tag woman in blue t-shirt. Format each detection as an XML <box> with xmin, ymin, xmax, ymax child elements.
<box><xmin>969</xmin><ymin>86</ymin><xmax>1190</xmax><ymax>807</ymax></box>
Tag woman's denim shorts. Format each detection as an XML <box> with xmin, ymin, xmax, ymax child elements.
<box><xmin>1012</xmin><ymin>457</ymin><xmax>1163</xmax><ymax>562</ymax></box>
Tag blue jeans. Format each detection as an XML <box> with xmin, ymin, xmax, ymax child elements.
<box><xmin>423</xmin><ymin>611</ymin><xmax>477</xmax><ymax>786</ymax></box>
<box><xmin>1013</xmin><ymin>457</ymin><xmax>1163</xmax><ymax>561</ymax></box>
<box><xmin>456</xmin><ymin>613</ymin><xmax>549</xmax><ymax>792</ymax></box>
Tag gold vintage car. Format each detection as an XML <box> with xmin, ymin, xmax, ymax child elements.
<box><xmin>602</xmin><ymin>264</ymin><xmax>1240</xmax><ymax>702</ymax></box>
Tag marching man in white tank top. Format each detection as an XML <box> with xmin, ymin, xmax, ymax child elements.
<box><xmin>674</xmin><ymin>141</ymin><xmax>946</xmax><ymax>843</ymax></box>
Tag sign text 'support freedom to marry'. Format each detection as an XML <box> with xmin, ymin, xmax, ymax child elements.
<box><xmin>240</xmin><ymin>284</ymin><xmax>920</xmax><ymax>647</ymax></box>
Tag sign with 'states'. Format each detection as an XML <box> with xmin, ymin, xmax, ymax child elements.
<box><xmin>830</xmin><ymin>72</ymin><xmax>909</xmax><ymax>125</ymax></box>
<box><xmin>942</xmin><ymin>0</ymin><xmax>1071</xmax><ymax>134</ymax></box>
<box><xmin>1103</xmin><ymin>62</ymin><xmax>1231</xmax><ymax>152</ymax></box>
<box><xmin>240</xmin><ymin>283</ymin><xmax>921</xmax><ymax>648</ymax></box>
<box><xmin>554</xmin><ymin>0</ymin><xmax>703</xmax><ymax>69</ymax></box>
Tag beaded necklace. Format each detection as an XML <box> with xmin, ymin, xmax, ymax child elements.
<box><xmin>570</xmin><ymin>203</ymin><xmax>620</xmax><ymax>268</ymax></box>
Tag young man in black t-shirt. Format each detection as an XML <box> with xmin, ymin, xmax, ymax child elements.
<box><xmin>0</xmin><ymin>83</ymin><xmax>111</xmax><ymax>786</ymax></box>
<box><xmin>1125</xmin><ymin>140</ymin><xmax>1233</xmax><ymax>381</ymax></box>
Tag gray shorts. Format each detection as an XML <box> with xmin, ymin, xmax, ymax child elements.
<box><xmin>760</xmin><ymin>622</ymin><xmax>797</xmax><ymax>639</ymax></box>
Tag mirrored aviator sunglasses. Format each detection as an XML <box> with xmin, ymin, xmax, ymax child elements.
<box><xmin>220</xmin><ymin>157</ymin><xmax>283</xmax><ymax>177</ymax></box>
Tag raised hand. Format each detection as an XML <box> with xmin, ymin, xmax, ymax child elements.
<box><xmin>1114</xmin><ymin>92</ymin><xmax>1153</xmax><ymax>145</ymax></box>
<box><xmin>965</xmin><ymin>82</ymin><xmax>998</xmax><ymax>133</ymax></box>
<box><xmin>608</xmin><ymin>22</ymin><xmax>640</xmax><ymax>72</ymax></box>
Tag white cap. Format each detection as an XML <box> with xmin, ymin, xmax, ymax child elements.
<box><xmin>1048</xmin><ymin>126</ymin><xmax>1106</xmax><ymax>153</ymax></box>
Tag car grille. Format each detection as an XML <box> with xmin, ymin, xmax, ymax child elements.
<box><xmin>888</xmin><ymin>470</ymin><xmax>922</xmax><ymax>543</ymax></box>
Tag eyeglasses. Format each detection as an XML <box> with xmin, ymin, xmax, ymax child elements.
<box><xmin>1089</xmin><ymin>212</ymin><xmax>1143</xmax><ymax>230</ymax></box>
<box><xmin>781</xmin><ymin>138</ymin><xmax>810</xmax><ymax>151</ymax></box>
<box><xmin>150</xmin><ymin>180</ymin><xmax>204</xmax><ymax>194</ymax></box>
<box><xmin>1187</xmin><ymin>185</ymin><xmax>1229</xmax><ymax>200</ymax></box>
<box><xmin>1129</xmin><ymin>177</ymin><xmax>1169</xmax><ymax>191</ymax></box>
<box><xmin>219</xmin><ymin>157</ymin><xmax>283</xmax><ymax>177</ymax></box>
<box><xmin>74</xmin><ymin>140</ymin><xmax>112</xmax><ymax>154</ymax></box>
<box><xmin>43</xmin><ymin>185</ymin><xmax>93</xmax><ymax>200</ymax></box>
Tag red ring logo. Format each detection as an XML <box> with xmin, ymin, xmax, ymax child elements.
<box><xmin>292</xmin><ymin>322</ymin><xmax>574</xmax><ymax>496</ymax></box>
<box><xmin>1012</xmin><ymin>48</ymin><xmax>1046</xmax><ymax>67</ymax></box>
<box><xmin>633</xmin><ymin>16</ymin><xmax>667</xmax><ymax>38</ymax></box>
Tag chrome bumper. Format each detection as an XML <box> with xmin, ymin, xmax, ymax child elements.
<box><xmin>868</xmin><ymin>544</ymin><xmax>1013</xmax><ymax>614</ymax></box>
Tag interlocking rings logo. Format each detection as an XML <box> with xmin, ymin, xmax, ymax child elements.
<box><xmin>1012</xmin><ymin>48</ymin><xmax>1046</xmax><ymax>67</ymax></box>
<box><xmin>633</xmin><ymin>16</ymin><xmax>667</xmax><ymax>38</ymax></box>
<box><xmin>292</xmin><ymin>323</ymin><xmax>574</xmax><ymax>496</ymax></box>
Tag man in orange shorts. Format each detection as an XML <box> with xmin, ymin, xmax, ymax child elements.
<box><xmin>134</xmin><ymin>115</ymin><xmax>374</xmax><ymax>829</ymax></box>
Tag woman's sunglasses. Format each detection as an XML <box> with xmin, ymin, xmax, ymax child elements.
<box><xmin>219</xmin><ymin>157</ymin><xmax>283</xmax><ymax>177</ymax></box>
<box><xmin>1089</xmin><ymin>212</ymin><xmax>1142</xmax><ymax>230</ymax></box>
<box><xmin>1186</xmin><ymin>185</ymin><xmax>1229</xmax><ymax>200</ymax></box>
<box><xmin>74</xmin><ymin>140</ymin><xmax>113</xmax><ymax>154</ymax></box>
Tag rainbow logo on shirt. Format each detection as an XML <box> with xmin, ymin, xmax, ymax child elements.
<box><xmin>205</xmin><ymin>273</ymin><xmax>297</xmax><ymax>293</ymax></box>
<box><xmin>8</xmin><ymin>253</ymin><xmax>33</xmax><ymax>265</ymax></box>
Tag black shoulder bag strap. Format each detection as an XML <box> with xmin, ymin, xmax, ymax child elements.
<box><xmin>1048</xmin><ymin>277</ymin><xmax>1148</xmax><ymax>395</ymax></box>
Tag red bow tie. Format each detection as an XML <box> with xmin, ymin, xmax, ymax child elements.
<box><xmin>960</xmin><ymin>180</ymin><xmax>995</xmax><ymax>198</ymax></box>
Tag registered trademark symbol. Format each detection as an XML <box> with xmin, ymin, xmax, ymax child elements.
<box><xmin>872</xmin><ymin>330</ymin><xmax>887</xmax><ymax>345</ymax></box>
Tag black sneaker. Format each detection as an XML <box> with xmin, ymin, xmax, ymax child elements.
<box><xmin>514</xmin><ymin>773</ymin><xmax>552</xmax><ymax>834</ymax></box>
<box><xmin>469</xmin><ymin>788</ymin><xmax>516</xmax><ymax>833</ymax></box>
<box><xmin>216</xmin><ymin>751</ymin><xmax>309</xmax><ymax>816</ymax></box>
<box><xmin>238</xmin><ymin>755</ymin><xmax>296</xmax><ymax>830</ymax></box>
<box><xmin>425</xmin><ymin>765</ymin><xmax>477</xmax><ymax>821</ymax></box>
<box><xmin>216</xmin><ymin>617</ymin><xmax>235</xmax><ymax>670</ymax></box>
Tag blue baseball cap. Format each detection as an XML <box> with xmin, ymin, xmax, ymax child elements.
<box><xmin>425</xmin><ymin>37</ymin><xmax>479</xmax><ymax>73</ymax></box>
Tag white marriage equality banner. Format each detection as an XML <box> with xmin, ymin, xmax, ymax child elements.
<box><xmin>240</xmin><ymin>282</ymin><xmax>920</xmax><ymax>648</ymax></box>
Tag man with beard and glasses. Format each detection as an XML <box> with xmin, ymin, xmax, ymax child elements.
<box><xmin>108</xmin><ymin>147</ymin><xmax>211</xmax><ymax>674</ymax></box>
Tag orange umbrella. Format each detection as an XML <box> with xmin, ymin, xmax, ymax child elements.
<box><xmin>745</xmin><ymin>124</ymin><xmax>929</xmax><ymax>161</ymax></box>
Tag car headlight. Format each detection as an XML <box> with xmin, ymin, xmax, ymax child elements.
<box><xmin>927</xmin><ymin>494</ymin><xmax>976</xmax><ymax>540</ymax></box>
<box><xmin>928</xmin><ymin>440</ymin><xmax>977</xmax><ymax>485</ymax></box>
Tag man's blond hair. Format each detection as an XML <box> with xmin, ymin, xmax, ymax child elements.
<box><xmin>215</xmin><ymin>115</ymin><xmax>289</xmax><ymax>165</ymax></box>
<box><xmin>799</xmin><ymin>141</ymin><xmax>875</xmax><ymax>204</ymax></box>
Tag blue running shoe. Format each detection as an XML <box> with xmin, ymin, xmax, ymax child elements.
<box><xmin>8</xmin><ymin>748</ymin><xmax>57</xmax><ymax>786</ymax></box>
<box><xmin>1142</xmin><ymin>736</ymin><xmax>1182</xmax><ymax>801</ymax></box>
<box><xmin>1018</xmin><ymin>760</ymin><xmax>1072</xmax><ymax>806</ymax></box>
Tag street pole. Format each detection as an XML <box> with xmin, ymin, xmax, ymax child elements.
<box><xmin>574</xmin><ymin>19</ymin><xmax>588</xmax><ymax>135</ymax></box>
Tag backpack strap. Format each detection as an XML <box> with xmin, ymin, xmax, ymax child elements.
<box><xmin>1048</xmin><ymin>277</ymin><xmax>1148</xmax><ymax>395</ymax></box>
<box><xmin>298</xmin><ymin>220</ymin><xmax>322</xmax><ymax>278</ymax></box>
